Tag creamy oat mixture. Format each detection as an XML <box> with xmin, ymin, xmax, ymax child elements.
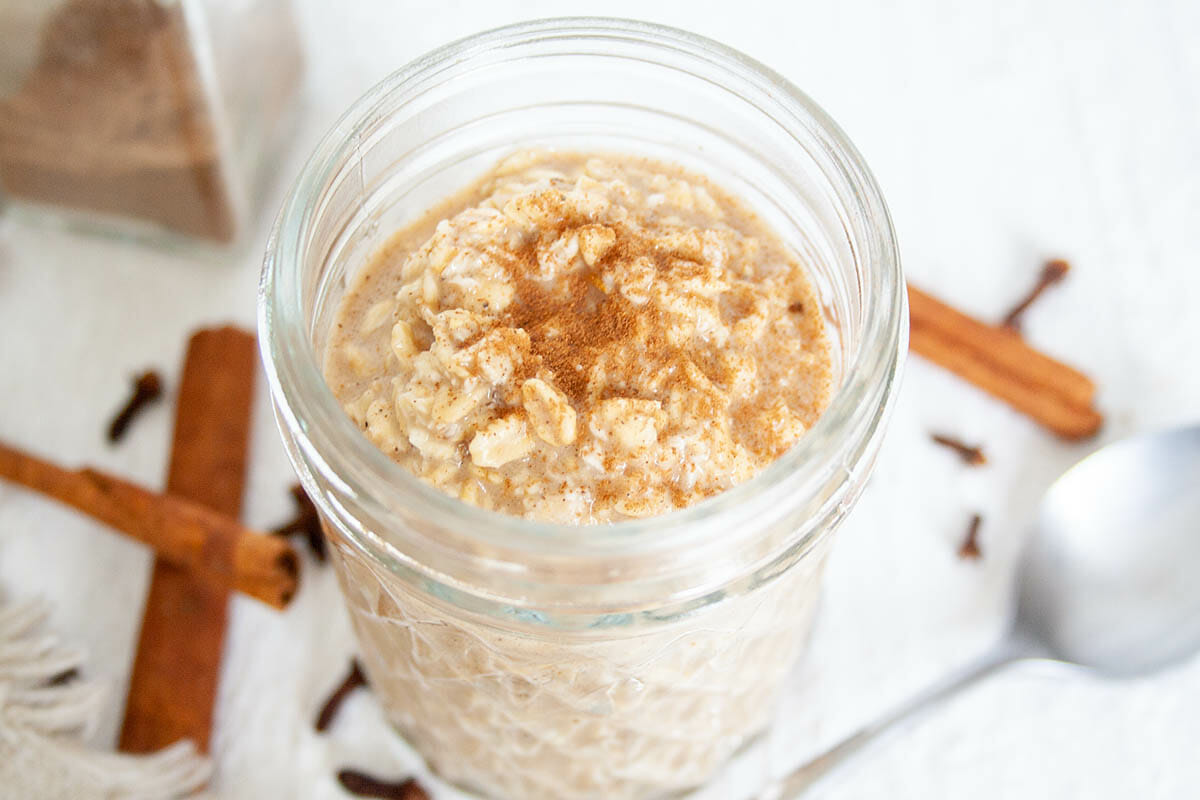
<box><xmin>326</xmin><ymin>150</ymin><xmax>831</xmax><ymax>522</ymax></box>
<box><xmin>331</xmin><ymin>522</ymin><xmax>830</xmax><ymax>800</ymax></box>
<box><xmin>321</xmin><ymin>151</ymin><xmax>837</xmax><ymax>800</ymax></box>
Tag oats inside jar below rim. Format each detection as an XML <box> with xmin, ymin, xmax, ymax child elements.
<box><xmin>324</xmin><ymin>149</ymin><xmax>832</xmax><ymax>524</ymax></box>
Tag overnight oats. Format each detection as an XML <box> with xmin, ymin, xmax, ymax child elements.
<box><xmin>261</xmin><ymin>18</ymin><xmax>904</xmax><ymax>800</ymax></box>
<box><xmin>322</xmin><ymin>152</ymin><xmax>830</xmax><ymax>797</ymax></box>
<box><xmin>325</xmin><ymin>151</ymin><xmax>832</xmax><ymax>522</ymax></box>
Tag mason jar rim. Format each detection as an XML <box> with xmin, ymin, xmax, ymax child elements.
<box><xmin>259</xmin><ymin>17</ymin><xmax>905</xmax><ymax>567</ymax></box>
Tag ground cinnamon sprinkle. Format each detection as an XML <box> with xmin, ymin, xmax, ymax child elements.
<box><xmin>497</xmin><ymin>200</ymin><xmax>693</xmax><ymax>410</ymax></box>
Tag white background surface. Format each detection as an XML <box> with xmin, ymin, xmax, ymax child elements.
<box><xmin>2</xmin><ymin>0</ymin><xmax>1199</xmax><ymax>797</ymax></box>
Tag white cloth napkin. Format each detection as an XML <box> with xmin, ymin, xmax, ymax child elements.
<box><xmin>0</xmin><ymin>599</ymin><xmax>212</xmax><ymax>800</ymax></box>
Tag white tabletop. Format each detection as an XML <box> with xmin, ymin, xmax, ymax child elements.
<box><xmin>2</xmin><ymin>1</ymin><xmax>1198</xmax><ymax>797</ymax></box>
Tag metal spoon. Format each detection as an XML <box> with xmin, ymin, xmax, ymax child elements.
<box><xmin>765</xmin><ymin>422</ymin><xmax>1200</xmax><ymax>798</ymax></box>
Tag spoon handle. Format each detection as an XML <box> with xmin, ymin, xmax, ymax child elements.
<box><xmin>763</xmin><ymin>637</ymin><xmax>1030</xmax><ymax>799</ymax></box>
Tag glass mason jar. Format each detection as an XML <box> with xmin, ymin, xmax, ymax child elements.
<box><xmin>0</xmin><ymin>0</ymin><xmax>303</xmax><ymax>244</ymax></box>
<box><xmin>260</xmin><ymin>17</ymin><xmax>905</xmax><ymax>800</ymax></box>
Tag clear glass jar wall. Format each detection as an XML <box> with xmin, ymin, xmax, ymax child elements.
<box><xmin>0</xmin><ymin>0</ymin><xmax>303</xmax><ymax>243</ymax></box>
<box><xmin>261</xmin><ymin>18</ymin><xmax>904</xmax><ymax>800</ymax></box>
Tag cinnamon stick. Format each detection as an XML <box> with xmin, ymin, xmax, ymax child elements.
<box><xmin>908</xmin><ymin>285</ymin><xmax>1103</xmax><ymax>440</ymax></box>
<box><xmin>120</xmin><ymin>326</ymin><xmax>256</xmax><ymax>755</ymax></box>
<box><xmin>0</xmin><ymin>440</ymin><xmax>297</xmax><ymax>609</ymax></box>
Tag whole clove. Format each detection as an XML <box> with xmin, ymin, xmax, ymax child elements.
<box><xmin>272</xmin><ymin>483</ymin><xmax>326</xmax><ymax>562</ymax></box>
<box><xmin>930</xmin><ymin>433</ymin><xmax>987</xmax><ymax>466</ymax></box>
<box><xmin>45</xmin><ymin>667</ymin><xmax>80</xmax><ymax>687</ymax></box>
<box><xmin>336</xmin><ymin>770</ymin><xmax>429</xmax><ymax>800</ymax></box>
<box><xmin>957</xmin><ymin>514</ymin><xmax>983</xmax><ymax>560</ymax></box>
<box><xmin>1001</xmin><ymin>259</ymin><xmax>1071</xmax><ymax>331</ymax></box>
<box><xmin>315</xmin><ymin>659</ymin><xmax>367</xmax><ymax>732</ymax></box>
<box><xmin>107</xmin><ymin>370</ymin><xmax>164</xmax><ymax>443</ymax></box>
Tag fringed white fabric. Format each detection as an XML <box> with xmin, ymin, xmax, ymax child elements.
<box><xmin>0</xmin><ymin>599</ymin><xmax>212</xmax><ymax>800</ymax></box>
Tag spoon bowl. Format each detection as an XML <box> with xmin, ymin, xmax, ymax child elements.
<box><xmin>1017</xmin><ymin>423</ymin><xmax>1200</xmax><ymax>676</ymax></box>
<box><xmin>768</xmin><ymin>422</ymin><xmax>1200</xmax><ymax>798</ymax></box>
